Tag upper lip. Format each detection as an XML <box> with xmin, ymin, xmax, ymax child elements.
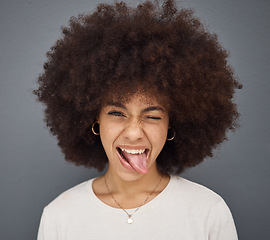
<box><xmin>116</xmin><ymin>145</ymin><xmax>150</xmax><ymax>158</ymax></box>
<box><xmin>117</xmin><ymin>145</ymin><xmax>149</xmax><ymax>150</ymax></box>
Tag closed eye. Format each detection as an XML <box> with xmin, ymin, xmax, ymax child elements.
<box><xmin>146</xmin><ymin>116</ymin><xmax>161</xmax><ymax>120</ymax></box>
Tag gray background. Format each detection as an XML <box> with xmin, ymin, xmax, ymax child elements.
<box><xmin>0</xmin><ymin>0</ymin><xmax>269</xmax><ymax>239</ymax></box>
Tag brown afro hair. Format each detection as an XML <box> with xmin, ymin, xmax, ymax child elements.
<box><xmin>34</xmin><ymin>0</ymin><xmax>242</xmax><ymax>174</ymax></box>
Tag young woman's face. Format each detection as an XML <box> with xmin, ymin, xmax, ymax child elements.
<box><xmin>98</xmin><ymin>94</ymin><xmax>169</xmax><ymax>181</ymax></box>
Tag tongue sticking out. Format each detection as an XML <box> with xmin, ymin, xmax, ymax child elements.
<box><xmin>122</xmin><ymin>151</ymin><xmax>148</xmax><ymax>174</ymax></box>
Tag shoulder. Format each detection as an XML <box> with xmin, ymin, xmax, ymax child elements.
<box><xmin>44</xmin><ymin>178</ymin><xmax>94</xmax><ymax>214</ymax></box>
<box><xmin>167</xmin><ymin>175</ymin><xmax>236</xmax><ymax>225</ymax></box>
<box><xmin>169</xmin><ymin>175</ymin><xmax>226</xmax><ymax>208</ymax></box>
<box><xmin>168</xmin><ymin>176</ymin><xmax>238</xmax><ymax>238</ymax></box>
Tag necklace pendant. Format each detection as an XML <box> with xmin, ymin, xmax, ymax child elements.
<box><xmin>127</xmin><ymin>216</ymin><xmax>133</xmax><ymax>224</ymax></box>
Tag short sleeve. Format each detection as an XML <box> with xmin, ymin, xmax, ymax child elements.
<box><xmin>207</xmin><ymin>199</ymin><xmax>238</xmax><ymax>240</ymax></box>
<box><xmin>37</xmin><ymin>208</ymin><xmax>58</xmax><ymax>240</ymax></box>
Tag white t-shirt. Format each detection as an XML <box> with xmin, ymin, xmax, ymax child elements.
<box><xmin>37</xmin><ymin>175</ymin><xmax>238</xmax><ymax>240</ymax></box>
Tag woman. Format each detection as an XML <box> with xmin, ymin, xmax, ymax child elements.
<box><xmin>35</xmin><ymin>0</ymin><xmax>241</xmax><ymax>239</ymax></box>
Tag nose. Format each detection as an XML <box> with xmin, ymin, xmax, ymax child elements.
<box><xmin>123</xmin><ymin>118</ymin><xmax>144</xmax><ymax>142</ymax></box>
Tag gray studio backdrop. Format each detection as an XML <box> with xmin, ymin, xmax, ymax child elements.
<box><xmin>0</xmin><ymin>0</ymin><xmax>269</xmax><ymax>239</ymax></box>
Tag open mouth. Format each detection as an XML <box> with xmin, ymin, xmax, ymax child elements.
<box><xmin>117</xmin><ymin>147</ymin><xmax>149</xmax><ymax>174</ymax></box>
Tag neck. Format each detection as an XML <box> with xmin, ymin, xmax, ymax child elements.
<box><xmin>104</xmin><ymin>165</ymin><xmax>163</xmax><ymax>196</ymax></box>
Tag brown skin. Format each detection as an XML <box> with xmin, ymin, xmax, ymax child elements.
<box><xmin>93</xmin><ymin>94</ymin><xmax>170</xmax><ymax>209</ymax></box>
<box><xmin>34</xmin><ymin>0</ymin><xmax>241</xmax><ymax>178</ymax></box>
<box><xmin>92</xmin><ymin>174</ymin><xmax>170</xmax><ymax>209</ymax></box>
<box><xmin>98</xmin><ymin>94</ymin><xmax>169</xmax><ymax>180</ymax></box>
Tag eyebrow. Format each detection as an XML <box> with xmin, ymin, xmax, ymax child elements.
<box><xmin>141</xmin><ymin>106</ymin><xmax>165</xmax><ymax>113</ymax></box>
<box><xmin>106</xmin><ymin>102</ymin><xmax>127</xmax><ymax>110</ymax></box>
<box><xmin>106</xmin><ymin>102</ymin><xmax>164</xmax><ymax>113</ymax></box>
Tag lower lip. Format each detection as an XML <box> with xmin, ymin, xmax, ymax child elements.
<box><xmin>116</xmin><ymin>150</ymin><xmax>136</xmax><ymax>172</ymax></box>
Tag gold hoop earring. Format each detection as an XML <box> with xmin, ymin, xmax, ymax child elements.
<box><xmin>167</xmin><ymin>128</ymin><xmax>175</xmax><ymax>141</ymax></box>
<box><xmin>91</xmin><ymin>121</ymin><xmax>100</xmax><ymax>136</ymax></box>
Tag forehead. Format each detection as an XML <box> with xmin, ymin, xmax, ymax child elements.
<box><xmin>103</xmin><ymin>93</ymin><xmax>164</xmax><ymax>108</ymax></box>
<box><xmin>100</xmin><ymin>86</ymin><xmax>171</xmax><ymax>115</ymax></box>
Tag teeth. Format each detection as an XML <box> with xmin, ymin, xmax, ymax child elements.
<box><xmin>120</xmin><ymin>148</ymin><xmax>146</xmax><ymax>154</ymax></box>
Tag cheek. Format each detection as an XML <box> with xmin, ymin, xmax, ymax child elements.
<box><xmin>100</xmin><ymin>122</ymin><xmax>121</xmax><ymax>146</ymax></box>
<box><xmin>146</xmin><ymin>125</ymin><xmax>168</xmax><ymax>147</ymax></box>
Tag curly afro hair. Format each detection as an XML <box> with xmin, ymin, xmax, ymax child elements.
<box><xmin>34</xmin><ymin>0</ymin><xmax>241</xmax><ymax>174</ymax></box>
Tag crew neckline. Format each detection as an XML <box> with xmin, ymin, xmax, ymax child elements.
<box><xmin>86</xmin><ymin>175</ymin><xmax>176</xmax><ymax>212</ymax></box>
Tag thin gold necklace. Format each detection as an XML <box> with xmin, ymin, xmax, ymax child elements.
<box><xmin>104</xmin><ymin>175</ymin><xmax>163</xmax><ymax>224</ymax></box>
